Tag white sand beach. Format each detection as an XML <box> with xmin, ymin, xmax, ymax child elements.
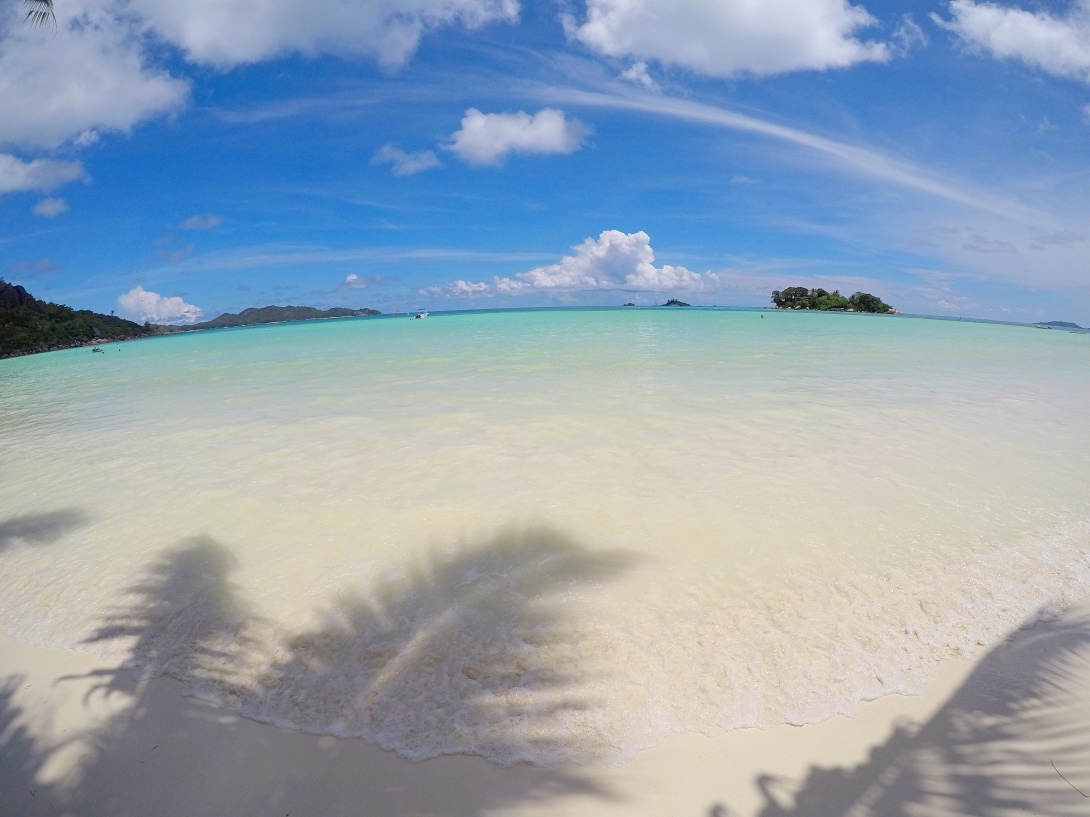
<box><xmin>3</xmin><ymin>595</ymin><xmax>1090</xmax><ymax>817</ymax></box>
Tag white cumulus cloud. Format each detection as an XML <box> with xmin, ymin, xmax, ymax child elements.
<box><xmin>494</xmin><ymin>230</ymin><xmax>719</xmax><ymax>294</ymax></box>
<box><xmin>123</xmin><ymin>0</ymin><xmax>519</xmax><ymax>70</ymax></box>
<box><xmin>0</xmin><ymin>154</ymin><xmax>87</xmax><ymax>194</ymax></box>
<box><xmin>182</xmin><ymin>213</ymin><xmax>224</xmax><ymax>229</ymax></box>
<box><xmin>620</xmin><ymin>60</ymin><xmax>658</xmax><ymax>90</ymax></box>
<box><xmin>448</xmin><ymin>108</ymin><xmax>590</xmax><ymax>166</ymax></box>
<box><xmin>566</xmin><ymin>0</ymin><xmax>889</xmax><ymax>78</ymax></box>
<box><xmin>32</xmin><ymin>197</ymin><xmax>69</xmax><ymax>217</ymax></box>
<box><xmin>342</xmin><ymin>273</ymin><xmax>396</xmax><ymax>290</ymax></box>
<box><xmin>3</xmin><ymin>0</ymin><xmax>507</xmax><ymax>153</ymax></box>
<box><xmin>116</xmin><ymin>286</ymin><xmax>203</xmax><ymax>324</ymax></box>
<box><xmin>0</xmin><ymin>5</ymin><xmax>190</xmax><ymax>150</ymax></box>
<box><xmin>371</xmin><ymin>143</ymin><xmax>441</xmax><ymax>175</ymax></box>
<box><xmin>935</xmin><ymin>0</ymin><xmax>1090</xmax><ymax>83</ymax></box>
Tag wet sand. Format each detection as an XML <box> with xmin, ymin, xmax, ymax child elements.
<box><xmin>4</xmin><ymin>598</ymin><xmax>1090</xmax><ymax>817</ymax></box>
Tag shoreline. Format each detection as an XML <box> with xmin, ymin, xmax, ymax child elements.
<box><xmin>0</xmin><ymin>333</ymin><xmax>152</xmax><ymax>361</ymax></box>
<box><xmin>4</xmin><ymin>598</ymin><xmax>1090</xmax><ymax>817</ymax></box>
<box><xmin>3</xmin><ymin>304</ymin><xmax>1083</xmax><ymax>363</ymax></box>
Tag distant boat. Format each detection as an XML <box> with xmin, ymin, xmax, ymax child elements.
<box><xmin>413</xmin><ymin>309</ymin><xmax>428</xmax><ymax>319</ymax></box>
<box><xmin>91</xmin><ymin>346</ymin><xmax>104</xmax><ymax>354</ymax></box>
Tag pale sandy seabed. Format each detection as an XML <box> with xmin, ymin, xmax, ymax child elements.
<box><xmin>1</xmin><ymin>310</ymin><xmax>1089</xmax><ymax>813</ymax></box>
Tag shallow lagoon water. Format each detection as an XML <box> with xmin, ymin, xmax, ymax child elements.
<box><xmin>1</xmin><ymin>308</ymin><xmax>1088</xmax><ymax>766</ymax></box>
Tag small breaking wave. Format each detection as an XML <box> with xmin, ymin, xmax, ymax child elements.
<box><xmin>76</xmin><ymin>520</ymin><xmax>1090</xmax><ymax>768</ymax></box>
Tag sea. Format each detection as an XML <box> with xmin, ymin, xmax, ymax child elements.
<box><xmin>1</xmin><ymin>307</ymin><xmax>1088</xmax><ymax>767</ymax></box>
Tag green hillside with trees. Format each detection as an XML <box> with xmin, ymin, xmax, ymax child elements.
<box><xmin>1</xmin><ymin>280</ymin><xmax>152</xmax><ymax>359</ymax></box>
<box><xmin>165</xmin><ymin>305</ymin><xmax>381</xmax><ymax>332</ymax></box>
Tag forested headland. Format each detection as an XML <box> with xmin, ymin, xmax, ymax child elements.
<box><xmin>1</xmin><ymin>281</ymin><xmax>387</xmax><ymax>359</ymax></box>
<box><xmin>1</xmin><ymin>280</ymin><xmax>152</xmax><ymax>359</ymax></box>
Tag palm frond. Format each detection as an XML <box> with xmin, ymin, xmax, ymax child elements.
<box><xmin>24</xmin><ymin>0</ymin><xmax>56</xmax><ymax>28</ymax></box>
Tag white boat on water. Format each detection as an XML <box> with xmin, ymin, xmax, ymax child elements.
<box><xmin>412</xmin><ymin>309</ymin><xmax>428</xmax><ymax>319</ymax></box>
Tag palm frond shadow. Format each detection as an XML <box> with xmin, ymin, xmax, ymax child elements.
<box><xmin>4</xmin><ymin>525</ymin><xmax>628</xmax><ymax>816</ymax></box>
<box><xmin>0</xmin><ymin>508</ymin><xmax>89</xmax><ymax>553</ymax></box>
<box><xmin>748</xmin><ymin>609</ymin><xmax>1090</xmax><ymax>817</ymax></box>
<box><xmin>249</xmin><ymin>525</ymin><xmax>638</xmax><ymax>766</ymax></box>
<box><xmin>0</xmin><ymin>676</ymin><xmax>48</xmax><ymax>808</ymax></box>
<box><xmin>79</xmin><ymin>534</ymin><xmax>255</xmax><ymax>701</ymax></box>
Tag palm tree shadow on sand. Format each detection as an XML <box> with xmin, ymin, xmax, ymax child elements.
<box><xmin>707</xmin><ymin>606</ymin><xmax>1090</xmax><ymax>817</ymax></box>
<box><xmin>249</xmin><ymin>525</ymin><xmax>638</xmax><ymax>767</ymax></box>
<box><xmin>0</xmin><ymin>508</ymin><xmax>90</xmax><ymax>554</ymax></box>
<box><xmin>0</xmin><ymin>676</ymin><xmax>47</xmax><ymax>808</ymax></box>
<box><xmin>78</xmin><ymin>534</ymin><xmax>255</xmax><ymax>701</ymax></box>
<box><xmin>2</xmin><ymin>525</ymin><xmax>631</xmax><ymax>816</ymax></box>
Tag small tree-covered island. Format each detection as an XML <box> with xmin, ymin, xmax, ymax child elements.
<box><xmin>771</xmin><ymin>287</ymin><xmax>895</xmax><ymax>313</ymax></box>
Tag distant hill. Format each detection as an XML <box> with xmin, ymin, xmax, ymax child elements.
<box><xmin>159</xmin><ymin>305</ymin><xmax>381</xmax><ymax>332</ymax></box>
<box><xmin>1</xmin><ymin>279</ymin><xmax>152</xmax><ymax>359</ymax></box>
<box><xmin>1036</xmin><ymin>321</ymin><xmax>1084</xmax><ymax>330</ymax></box>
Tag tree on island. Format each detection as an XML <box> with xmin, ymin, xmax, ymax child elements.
<box><xmin>771</xmin><ymin>287</ymin><xmax>893</xmax><ymax>313</ymax></box>
<box><xmin>662</xmin><ymin>299</ymin><xmax>690</xmax><ymax>307</ymax></box>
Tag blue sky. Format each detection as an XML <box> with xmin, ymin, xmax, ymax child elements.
<box><xmin>2</xmin><ymin>0</ymin><xmax>1089</xmax><ymax>324</ymax></box>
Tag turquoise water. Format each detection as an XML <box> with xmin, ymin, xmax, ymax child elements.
<box><xmin>1</xmin><ymin>308</ymin><xmax>1089</xmax><ymax>765</ymax></box>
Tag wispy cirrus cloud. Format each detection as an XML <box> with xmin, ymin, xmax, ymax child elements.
<box><xmin>371</xmin><ymin>143</ymin><xmax>441</xmax><ymax>175</ymax></box>
<box><xmin>542</xmin><ymin>86</ymin><xmax>1031</xmax><ymax>219</ymax></box>
<box><xmin>891</xmin><ymin>14</ymin><xmax>928</xmax><ymax>57</ymax></box>
<box><xmin>7</xmin><ymin>257</ymin><xmax>61</xmax><ymax>277</ymax></box>
<box><xmin>182</xmin><ymin>213</ymin><xmax>224</xmax><ymax>230</ymax></box>
<box><xmin>144</xmin><ymin>243</ymin><xmax>555</xmax><ymax>274</ymax></box>
<box><xmin>209</xmin><ymin>93</ymin><xmax>385</xmax><ymax>125</ymax></box>
<box><xmin>421</xmin><ymin>279</ymin><xmax>492</xmax><ymax>298</ymax></box>
<box><xmin>154</xmin><ymin>236</ymin><xmax>196</xmax><ymax>262</ymax></box>
<box><xmin>962</xmin><ymin>232</ymin><xmax>1018</xmax><ymax>254</ymax></box>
